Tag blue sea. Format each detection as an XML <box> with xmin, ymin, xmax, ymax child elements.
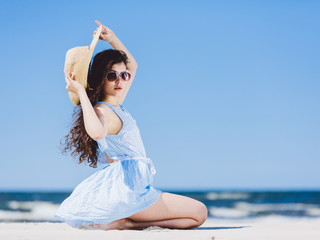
<box><xmin>0</xmin><ymin>190</ymin><xmax>320</xmax><ymax>222</ymax></box>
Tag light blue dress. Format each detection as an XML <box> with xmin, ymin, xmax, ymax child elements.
<box><xmin>54</xmin><ymin>102</ymin><xmax>162</xmax><ymax>228</ymax></box>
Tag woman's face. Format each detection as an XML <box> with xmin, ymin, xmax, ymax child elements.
<box><xmin>104</xmin><ymin>62</ymin><xmax>129</xmax><ymax>97</ymax></box>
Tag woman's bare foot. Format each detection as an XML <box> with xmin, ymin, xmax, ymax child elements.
<box><xmin>87</xmin><ymin>218</ymin><xmax>134</xmax><ymax>230</ymax></box>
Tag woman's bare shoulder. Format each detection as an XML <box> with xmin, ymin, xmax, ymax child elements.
<box><xmin>94</xmin><ymin>102</ymin><xmax>113</xmax><ymax>122</ymax></box>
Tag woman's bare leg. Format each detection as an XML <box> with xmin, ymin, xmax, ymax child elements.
<box><xmin>88</xmin><ymin>192</ymin><xmax>208</xmax><ymax>230</ymax></box>
<box><xmin>129</xmin><ymin>192</ymin><xmax>208</xmax><ymax>228</ymax></box>
<box><xmin>89</xmin><ymin>217</ymin><xmax>201</xmax><ymax>230</ymax></box>
<box><xmin>128</xmin><ymin>217</ymin><xmax>201</xmax><ymax>229</ymax></box>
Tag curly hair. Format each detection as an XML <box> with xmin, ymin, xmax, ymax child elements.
<box><xmin>61</xmin><ymin>49</ymin><xmax>129</xmax><ymax>168</ymax></box>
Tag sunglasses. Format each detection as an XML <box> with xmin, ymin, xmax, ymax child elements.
<box><xmin>106</xmin><ymin>71</ymin><xmax>131</xmax><ymax>82</ymax></box>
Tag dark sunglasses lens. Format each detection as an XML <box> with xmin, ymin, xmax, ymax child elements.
<box><xmin>121</xmin><ymin>72</ymin><xmax>131</xmax><ymax>81</ymax></box>
<box><xmin>107</xmin><ymin>72</ymin><xmax>117</xmax><ymax>81</ymax></box>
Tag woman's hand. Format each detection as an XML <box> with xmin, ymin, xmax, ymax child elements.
<box><xmin>93</xmin><ymin>20</ymin><xmax>116</xmax><ymax>43</ymax></box>
<box><xmin>65</xmin><ymin>71</ymin><xmax>86</xmax><ymax>96</ymax></box>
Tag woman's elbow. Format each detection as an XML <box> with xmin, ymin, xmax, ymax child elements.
<box><xmin>129</xmin><ymin>62</ymin><xmax>138</xmax><ymax>72</ymax></box>
<box><xmin>91</xmin><ymin>133</ymin><xmax>107</xmax><ymax>141</ymax></box>
<box><xmin>86</xmin><ymin>125</ymin><xmax>108</xmax><ymax>141</ymax></box>
<box><xmin>88</xmin><ymin>130</ymin><xmax>107</xmax><ymax>141</ymax></box>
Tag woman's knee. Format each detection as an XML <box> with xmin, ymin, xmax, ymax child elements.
<box><xmin>193</xmin><ymin>201</ymin><xmax>208</xmax><ymax>227</ymax></box>
<box><xmin>167</xmin><ymin>193</ymin><xmax>207</xmax><ymax>226</ymax></box>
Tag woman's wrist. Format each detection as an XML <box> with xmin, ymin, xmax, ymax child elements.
<box><xmin>109</xmin><ymin>34</ymin><xmax>122</xmax><ymax>45</ymax></box>
<box><xmin>77</xmin><ymin>87</ymin><xmax>88</xmax><ymax>100</ymax></box>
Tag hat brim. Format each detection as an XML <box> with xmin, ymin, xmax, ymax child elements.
<box><xmin>64</xmin><ymin>26</ymin><xmax>102</xmax><ymax>105</ymax></box>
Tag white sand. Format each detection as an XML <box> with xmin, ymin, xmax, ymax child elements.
<box><xmin>0</xmin><ymin>216</ymin><xmax>319</xmax><ymax>240</ymax></box>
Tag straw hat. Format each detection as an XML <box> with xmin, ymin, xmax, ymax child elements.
<box><xmin>64</xmin><ymin>26</ymin><xmax>102</xmax><ymax>105</ymax></box>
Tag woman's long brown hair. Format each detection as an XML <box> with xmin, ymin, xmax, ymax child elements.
<box><xmin>61</xmin><ymin>49</ymin><xmax>129</xmax><ymax>168</ymax></box>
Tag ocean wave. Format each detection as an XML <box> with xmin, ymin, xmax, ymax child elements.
<box><xmin>209</xmin><ymin>202</ymin><xmax>320</xmax><ymax>218</ymax></box>
<box><xmin>235</xmin><ymin>202</ymin><xmax>318</xmax><ymax>212</ymax></box>
<box><xmin>206</xmin><ymin>192</ymin><xmax>250</xmax><ymax>200</ymax></box>
<box><xmin>208</xmin><ymin>207</ymin><xmax>249</xmax><ymax>218</ymax></box>
<box><xmin>0</xmin><ymin>201</ymin><xmax>59</xmax><ymax>221</ymax></box>
<box><xmin>306</xmin><ymin>207</ymin><xmax>320</xmax><ymax>216</ymax></box>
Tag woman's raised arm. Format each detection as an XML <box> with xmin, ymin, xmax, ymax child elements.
<box><xmin>94</xmin><ymin>20</ymin><xmax>137</xmax><ymax>104</ymax></box>
<box><xmin>65</xmin><ymin>71</ymin><xmax>108</xmax><ymax>140</ymax></box>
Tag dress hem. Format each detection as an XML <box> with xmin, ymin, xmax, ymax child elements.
<box><xmin>54</xmin><ymin>189</ymin><xmax>162</xmax><ymax>228</ymax></box>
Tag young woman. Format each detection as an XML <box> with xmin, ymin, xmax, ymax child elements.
<box><xmin>54</xmin><ymin>20</ymin><xmax>207</xmax><ymax>230</ymax></box>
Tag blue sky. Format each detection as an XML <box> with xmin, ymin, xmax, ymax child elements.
<box><xmin>0</xmin><ymin>0</ymin><xmax>319</xmax><ymax>191</ymax></box>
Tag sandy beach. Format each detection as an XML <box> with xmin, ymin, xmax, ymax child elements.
<box><xmin>1</xmin><ymin>216</ymin><xmax>319</xmax><ymax>240</ymax></box>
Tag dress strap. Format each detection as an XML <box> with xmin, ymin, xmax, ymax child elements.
<box><xmin>95</xmin><ymin>101</ymin><xmax>125</xmax><ymax>111</ymax></box>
